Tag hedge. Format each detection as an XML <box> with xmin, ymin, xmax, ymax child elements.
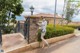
<box><xmin>38</xmin><ymin>24</ymin><xmax>74</xmax><ymax>42</ymax></box>
<box><xmin>3</xmin><ymin>26</ymin><xmax>14</xmax><ymax>34</ymax></box>
<box><xmin>63</xmin><ymin>25</ymin><xmax>80</xmax><ymax>29</ymax></box>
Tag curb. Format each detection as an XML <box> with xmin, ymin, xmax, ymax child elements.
<box><xmin>6</xmin><ymin>33</ymin><xmax>75</xmax><ymax>53</ymax></box>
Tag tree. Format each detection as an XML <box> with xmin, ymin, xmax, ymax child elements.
<box><xmin>65</xmin><ymin>0</ymin><xmax>80</xmax><ymax>25</ymax></box>
<box><xmin>0</xmin><ymin>0</ymin><xmax>24</xmax><ymax>33</ymax></box>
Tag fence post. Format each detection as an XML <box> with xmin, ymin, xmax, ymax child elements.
<box><xmin>0</xmin><ymin>28</ymin><xmax>2</xmax><ymax>45</ymax></box>
<box><xmin>17</xmin><ymin>21</ymin><xmax>20</xmax><ymax>32</ymax></box>
<box><xmin>24</xmin><ymin>20</ymin><xmax>27</xmax><ymax>39</ymax></box>
<box><xmin>0</xmin><ymin>28</ymin><xmax>4</xmax><ymax>53</ymax></box>
<box><xmin>27</xmin><ymin>17</ymin><xmax>30</xmax><ymax>44</ymax></box>
<box><xmin>24</xmin><ymin>17</ymin><xmax>30</xmax><ymax>44</ymax></box>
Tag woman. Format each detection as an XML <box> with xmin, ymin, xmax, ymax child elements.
<box><xmin>41</xmin><ymin>18</ymin><xmax>49</xmax><ymax>48</ymax></box>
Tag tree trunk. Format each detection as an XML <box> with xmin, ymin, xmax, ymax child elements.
<box><xmin>8</xmin><ymin>10</ymin><xmax>11</xmax><ymax>27</ymax></box>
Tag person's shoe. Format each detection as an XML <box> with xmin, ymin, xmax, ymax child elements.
<box><xmin>42</xmin><ymin>44</ymin><xmax>45</xmax><ymax>48</ymax></box>
<box><xmin>47</xmin><ymin>44</ymin><xmax>50</xmax><ymax>48</ymax></box>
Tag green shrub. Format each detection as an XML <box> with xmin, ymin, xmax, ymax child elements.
<box><xmin>3</xmin><ymin>26</ymin><xmax>14</xmax><ymax>34</ymax></box>
<box><xmin>63</xmin><ymin>25</ymin><xmax>80</xmax><ymax>29</ymax></box>
<box><xmin>38</xmin><ymin>24</ymin><xmax>74</xmax><ymax>42</ymax></box>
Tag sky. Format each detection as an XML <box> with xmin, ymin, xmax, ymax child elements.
<box><xmin>21</xmin><ymin>0</ymin><xmax>64</xmax><ymax>15</ymax></box>
<box><xmin>16</xmin><ymin>0</ymin><xmax>80</xmax><ymax>22</ymax></box>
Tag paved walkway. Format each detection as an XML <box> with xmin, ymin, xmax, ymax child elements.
<box><xmin>2</xmin><ymin>33</ymin><xmax>27</xmax><ymax>52</ymax></box>
<box><xmin>22</xmin><ymin>30</ymin><xmax>80</xmax><ymax>53</ymax></box>
<box><xmin>2</xmin><ymin>29</ymin><xmax>80</xmax><ymax>53</ymax></box>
